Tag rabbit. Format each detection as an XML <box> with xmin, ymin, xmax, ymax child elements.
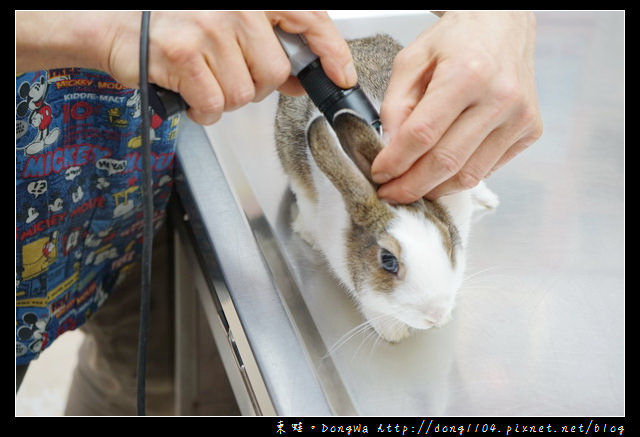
<box><xmin>275</xmin><ymin>34</ymin><xmax>498</xmax><ymax>343</ymax></box>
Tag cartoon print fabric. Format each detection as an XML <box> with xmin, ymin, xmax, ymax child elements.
<box><xmin>16</xmin><ymin>68</ymin><xmax>180</xmax><ymax>365</ymax></box>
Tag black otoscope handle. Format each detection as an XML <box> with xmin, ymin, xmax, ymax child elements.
<box><xmin>149</xmin><ymin>26</ymin><xmax>381</xmax><ymax>134</ymax></box>
<box><xmin>273</xmin><ymin>27</ymin><xmax>381</xmax><ymax>132</ymax></box>
<box><xmin>147</xmin><ymin>84</ymin><xmax>187</xmax><ymax>119</ymax></box>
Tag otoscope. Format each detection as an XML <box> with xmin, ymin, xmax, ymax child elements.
<box><xmin>148</xmin><ymin>26</ymin><xmax>381</xmax><ymax>132</ymax></box>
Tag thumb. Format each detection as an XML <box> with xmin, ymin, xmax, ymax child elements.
<box><xmin>372</xmin><ymin>48</ymin><xmax>432</xmax><ymax>183</ymax></box>
<box><xmin>371</xmin><ymin>97</ymin><xmax>415</xmax><ymax>185</ymax></box>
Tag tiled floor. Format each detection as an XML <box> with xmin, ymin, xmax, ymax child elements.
<box><xmin>15</xmin><ymin>330</ymin><xmax>85</xmax><ymax>416</ymax></box>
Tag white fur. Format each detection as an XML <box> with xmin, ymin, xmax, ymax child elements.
<box><xmin>291</xmin><ymin>152</ymin><xmax>354</xmax><ymax>290</ymax></box>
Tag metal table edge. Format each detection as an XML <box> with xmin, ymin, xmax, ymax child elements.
<box><xmin>173</xmin><ymin>117</ymin><xmax>337</xmax><ymax>415</ymax></box>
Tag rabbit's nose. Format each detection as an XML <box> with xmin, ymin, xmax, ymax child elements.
<box><xmin>424</xmin><ymin>306</ymin><xmax>453</xmax><ymax>328</ymax></box>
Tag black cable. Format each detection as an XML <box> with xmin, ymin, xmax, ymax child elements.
<box><xmin>137</xmin><ymin>10</ymin><xmax>153</xmax><ymax>416</ymax></box>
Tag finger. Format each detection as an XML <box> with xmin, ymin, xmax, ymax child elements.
<box><xmin>147</xmin><ymin>14</ymin><xmax>225</xmax><ymax>125</ymax></box>
<box><xmin>277</xmin><ymin>76</ymin><xmax>305</xmax><ymax>96</ymax></box>
<box><xmin>371</xmin><ymin>60</ymin><xmax>482</xmax><ymax>185</ymax></box>
<box><xmin>206</xmin><ymin>38</ymin><xmax>256</xmax><ymax>112</ymax></box>
<box><xmin>425</xmin><ymin>126</ymin><xmax>520</xmax><ymax>199</ymax></box>
<box><xmin>267</xmin><ymin>11</ymin><xmax>357</xmax><ymax>89</ymax></box>
<box><xmin>377</xmin><ymin>102</ymin><xmax>500</xmax><ymax>203</ymax></box>
<box><xmin>427</xmin><ymin>94</ymin><xmax>543</xmax><ymax>199</ymax></box>
<box><xmin>490</xmin><ymin>120</ymin><xmax>542</xmax><ymax>173</ymax></box>
<box><xmin>153</xmin><ymin>55</ymin><xmax>224</xmax><ymax>126</ymax></box>
<box><xmin>378</xmin><ymin>44</ymin><xmax>434</xmax><ymax>140</ymax></box>
<box><xmin>235</xmin><ymin>14</ymin><xmax>291</xmax><ymax>102</ymax></box>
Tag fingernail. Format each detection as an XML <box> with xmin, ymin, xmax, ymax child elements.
<box><xmin>372</xmin><ymin>172</ymin><xmax>391</xmax><ymax>184</ymax></box>
<box><xmin>344</xmin><ymin>62</ymin><xmax>357</xmax><ymax>86</ymax></box>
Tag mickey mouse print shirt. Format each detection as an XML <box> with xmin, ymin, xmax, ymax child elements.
<box><xmin>16</xmin><ymin>68</ymin><xmax>180</xmax><ymax>365</ymax></box>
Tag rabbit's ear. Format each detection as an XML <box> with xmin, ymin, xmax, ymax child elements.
<box><xmin>332</xmin><ymin>110</ymin><xmax>385</xmax><ymax>187</ymax></box>
<box><xmin>307</xmin><ymin>115</ymin><xmax>392</xmax><ymax>232</ymax></box>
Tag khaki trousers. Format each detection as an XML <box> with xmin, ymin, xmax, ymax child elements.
<box><xmin>64</xmin><ymin>222</ymin><xmax>175</xmax><ymax>416</ymax></box>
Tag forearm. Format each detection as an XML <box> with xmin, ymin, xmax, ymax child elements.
<box><xmin>15</xmin><ymin>11</ymin><xmax>134</xmax><ymax>74</ymax></box>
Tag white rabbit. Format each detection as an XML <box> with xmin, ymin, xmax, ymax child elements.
<box><xmin>275</xmin><ymin>34</ymin><xmax>498</xmax><ymax>342</ymax></box>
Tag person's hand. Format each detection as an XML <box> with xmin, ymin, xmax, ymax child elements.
<box><xmin>371</xmin><ymin>11</ymin><xmax>543</xmax><ymax>202</ymax></box>
<box><xmin>106</xmin><ymin>11</ymin><xmax>357</xmax><ymax>125</ymax></box>
<box><xmin>16</xmin><ymin>11</ymin><xmax>357</xmax><ymax>126</ymax></box>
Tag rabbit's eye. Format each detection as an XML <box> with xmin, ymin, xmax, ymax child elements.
<box><xmin>379</xmin><ymin>248</ymin><xmax>399</xmax><ymax>274</ymax></box>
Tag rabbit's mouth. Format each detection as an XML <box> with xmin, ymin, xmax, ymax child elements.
<box><xmin>371</xmin><ymin>313</ymin><xmax>453</xmax><ymax>343</ymax></box>
<box><xmin>398</xmin><ymin>304</ymin><xmax>454</xmax><ymax>331</ymax></box>
<box><xmin>369</xmin><ymin>317</ymin><xmax>411</xmax><ymax>343</ymax></box>
<box><xmin>370</xmin><ymin>305</ymin><xmax>454</xmax><ymax>342</ymax></box>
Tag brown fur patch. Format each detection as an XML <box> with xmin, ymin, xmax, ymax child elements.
<box><xmin>275</xmin><ymin>95</ymin><xmax>317</xmax><ymax>203</ymax></box>
<box><xmin>347</xmin><ymin>224</ymin><xmax>400</xmax><ymax>294</ymax></box>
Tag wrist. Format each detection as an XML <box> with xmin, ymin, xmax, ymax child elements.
<box><xmin>15</xmin><ymin>11</ymin><xmax>137</xmax><ymax>75</ymax></box>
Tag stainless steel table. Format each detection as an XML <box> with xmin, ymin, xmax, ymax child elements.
<box><xmin>173</xmin><ymin>11</ymin><xmax>624</xmax><ymax>416</ymax></box>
